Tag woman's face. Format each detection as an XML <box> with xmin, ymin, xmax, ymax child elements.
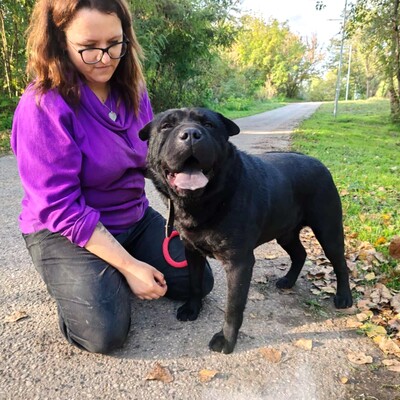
<box><xmin>65</xmin><ymin>8</ymin><xmax>124</xmax><ymax>91</ymax></box>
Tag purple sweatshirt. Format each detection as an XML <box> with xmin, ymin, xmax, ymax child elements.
<box><xmin>11</xmin><ymin>83</ymin><xmax>153</xmax><ymax>247</ymax></box>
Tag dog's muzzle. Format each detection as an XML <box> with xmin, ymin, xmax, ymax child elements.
<box><xmin>165</xmin><ymin>127</ymin><xmax>212</xmax><ymax>192</ymax></box>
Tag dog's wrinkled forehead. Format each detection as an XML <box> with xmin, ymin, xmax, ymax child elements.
<box><xmin>138</xmin><ymin>107</ymin><xmax>240</xmax><ymax>141</ymax></box>
<box><xmin>159</xmin><ymin>108</ymin><xmax>221</xmax><ymax>128</ymax></box>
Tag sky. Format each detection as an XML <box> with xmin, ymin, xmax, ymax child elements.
<box><xmin>240</xmin><ymin>0</ymin><xmax>351</xmax><ymax>49</ymax></box>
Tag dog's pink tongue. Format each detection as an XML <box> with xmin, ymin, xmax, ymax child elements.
<box><xmin>174</xmin><ymin>168</ymin><xmax>208</xmax><ymax>190</ymax></box>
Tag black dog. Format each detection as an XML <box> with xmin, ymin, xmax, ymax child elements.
<box><xmin>139</xmin><ymin>108</ymin><xmax>353</xmax><ymax>354</ymax></box>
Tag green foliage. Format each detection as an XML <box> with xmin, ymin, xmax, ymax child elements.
<box><xmin>0</xmin><ymin>0</ymin><xmax>34</xmax><ymax>97</ymax></box>
<box><xmin>347</xmin><ymin>0</ymin><xmax>400</xmax><ymax>121</ymax></box>
<box><xmin>0</xmin><ymin>96</ymin><xmax>18</xmax><ymax>153</ymax></box>
<box><xmin>293</xmin><ymin>99</ymin><xmax>400</xmax><ymax>258</ymax></box>
<box><xmin>131</xmin><ymin>0</ymin><xmax>240</xmax><ymax>111</ymax></box>
<box><xmin>228</xmin><ymin>15</ymin><xmax>322</xmax><ymax>99</ymax></box>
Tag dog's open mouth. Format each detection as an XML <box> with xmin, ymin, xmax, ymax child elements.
<box><xmin>165</xmin><ymin>158</ymin><xmax>209</xmax><ymax>191</ymax></box>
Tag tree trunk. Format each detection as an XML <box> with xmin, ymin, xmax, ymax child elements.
<box><xmin>390</xmin><ymin>0</ymin><xmax>400</xmax><ymax>122</ymax></box>
<box><xmin>0</xmin><ymin>8</ymin><xmax>12</xmax><ymax>97</ymax></box>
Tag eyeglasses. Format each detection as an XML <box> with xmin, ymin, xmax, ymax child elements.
<box><xmin>68</xmin><ymin>40</ymin><xmax>129</xmax><ymax>65</ymax></box>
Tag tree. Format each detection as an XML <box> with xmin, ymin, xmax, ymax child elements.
<box><xmin>229</xmin><ymin>16</ymin><xmax>322</xmax><ymax>99</ymax></box>
<box><xmin>130</xmin><ymin>0</ymin><xmax>239</xmax><ymax>111</ymax></box>
<box><xmin>0</xmin><ymin>0</ymin><xmax>34</xmax><ymax>97</ymax></box>
<box><xmin>348</xmin><ymin>0</ymin><xmax>400</xmax><ymax>121</ymax></box>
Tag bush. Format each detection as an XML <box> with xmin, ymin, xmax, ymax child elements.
<box><xmin>0</xmin><ymin>97</ymin><xmax>18</xmax><ymax>131</ymax></box>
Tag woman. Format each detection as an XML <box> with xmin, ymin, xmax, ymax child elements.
<box><xmin>11</xmin><ymin>0</ymin><xmax>213</xmax><ymax>354</ymax></box>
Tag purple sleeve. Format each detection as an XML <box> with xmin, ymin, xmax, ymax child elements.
<box><xmin>11</xmin><ymin>90</ymin><xmax>100</xmax><ymax>247</ymax></box>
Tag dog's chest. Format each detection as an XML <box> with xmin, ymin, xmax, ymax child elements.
<box><xmin>180</xmin><ymin>228</ymin><xmax>233</xmax><ymax>261</ymax></box>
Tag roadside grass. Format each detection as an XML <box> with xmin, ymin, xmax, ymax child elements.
<box><xmin>292</xmin><ymin>99</ymin><xmax>400</xmax><ymax>288</ymax></box>
<box><xmin>210</xmin><ymin>98</ymin><xmax>288</xmax><ymax>119</ymax></box>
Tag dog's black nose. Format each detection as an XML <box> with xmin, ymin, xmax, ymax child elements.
<box><xmin>179</xmin><ymin>128</ymin><xmax>202</xmax><ymax>142</ymax></box>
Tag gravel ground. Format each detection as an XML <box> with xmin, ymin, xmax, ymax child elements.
<box><xmin>1</xmin><ymin>102</ymin><xmax>398</xmax><ymax>400</ymax></box>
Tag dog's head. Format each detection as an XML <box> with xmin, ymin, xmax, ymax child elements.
<box><xmin>139</xmin><ymin>107</ymin><xmax>240</xmax><ymax>198</ymax></box>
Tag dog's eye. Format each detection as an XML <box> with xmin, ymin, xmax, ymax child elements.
<box><xmin>203</xmin><ymin>121</ymin><xmax>214</xmax><ymax>128</ymax></box>
<box><xmin>161</xmin><ymin>122</ymin><xmax>174</xmax><ymax>131</ymax></box>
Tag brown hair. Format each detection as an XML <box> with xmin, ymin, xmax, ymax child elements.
<box><xmin>26</xmin><ymin>0</ymin><xmax>146</xmax><ymax>115</ymax></box>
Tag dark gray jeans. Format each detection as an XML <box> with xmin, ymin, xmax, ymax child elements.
<box><xmin>23</xmin><ymin>207</ymin><xmax>213</xmax><ymax>354</ymax></box>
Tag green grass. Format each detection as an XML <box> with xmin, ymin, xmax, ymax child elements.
<box><xmin>292</xmin><ymin>99</ymin><xmax>400</xmax><ymax>285</ymax></box>
<box><xmin>211</xmin><ymin>98</ymin><xmax>288</xmax><ymax>119</ymax></box>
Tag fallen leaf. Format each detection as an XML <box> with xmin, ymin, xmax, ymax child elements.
<box><xmin>360</xmin><ymin>322</ymin><xmax>387</xmax><ymax>338</ymax></box>
<box><xmin>248</xmin><ymin>291</ymin><xmax>265</xmax><ymax>301</ymax></box>
<box><xmin>356</xmin><ymin>311</ymin><xmax>373</xmax><ymax>322</ymax></box>
<box><xmin>375</xmin><ymin>237</ymin><xmax>387</xmax><ymax>246</ymax></box>
<box><xmin>199</xmin><ymin>369</ymin><xmax>219</xmax><ymax>383</ymax></box>
<box><xmin>346</xmin><ymin>318</ymin><xmax>363</xmax><ymax>329</ymax></box>
<box><xmin>365</xmin><ymin>272</ymin><xmax>376</xmax><ymax>282</ymax></box>
<box><xmin>373</xmin><ymin>336</ymin><xmax>400</xmax><ymax>357</ymax></box>
<box><xmin>347</xmin><ymin>352</ymin><xmax>373</xmax><ymax>365</ymax></box>
<box><xmin>382</xmin><ymin>359</ymin><xmax>400</xmax><ymax>372</ymax></box>
<box><xmin>391</xmin><ymin>294</ymin><xmax>400</xmax><ymax>314</ymax></box>
<box><xmin>4</xmin><ymin>310</ymin><xmax>28</xmax><ymax>323</ymax></box>
<box><xmin>370</xmin><ymin>283</ymin><xmax>392</xmax><ymax>306</ymax></box>
<box><xmin>340</xmin><ymin>377</ymin><xmax>349</xmax><ymax>384</ymax></box>
<box><xmin>389</xmin><ymin>237</ymin><xmax>400</xmax><ymax>260</ymax></box>
<box><xmin>145</xmin><ymin>362</ymin><xmax>173</xmax><ymax>383</ymax></box>
<box><xmin>320</xmin><ymin>286</ymin><xmax>336</xmax><ymax>294</ymax></box>
<box><xmin>259</xmin><ymin>347</ymin><xmax>282</xmax><ymax>363</ymax></box>
<box><xmin>294</xmin><ymin>339</ymin><xmax>313</xmax><ymax>351</ymax></box>
<box><xmin>357</xmin><ymin>300</ymin><xmax>372</xmax><ymax>310</ymax></box>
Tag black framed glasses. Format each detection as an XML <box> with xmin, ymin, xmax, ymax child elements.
<box><xmin>68</xmin><ymin>40</ymin><xmax>129</xmax><ymax>65</ymax></box>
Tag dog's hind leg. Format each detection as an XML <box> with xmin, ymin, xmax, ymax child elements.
<box><xmin>276</xmin><ymin>230</ymin><xmax>307</xmax><ymax>290</ymax></box>
<box><xmin>311</xmin><ymin>225</ymin><xmax>353</xmax><ymax>308</ymax></box>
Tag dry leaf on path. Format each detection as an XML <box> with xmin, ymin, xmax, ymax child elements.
<box><xmin>4</xmin><ymin>310</ymin><xmax>28</xmax><ymax>323</ymax></box>
<box><xmin>145</xmin><ymin>362</ymin><xmax>173</xmax><ymax>383</ymax></box>
<box><xmin>198</xmin><ymin>369</ymin><xmax>219</xmax><ymax>383</ymax></box>
<box><xmin>294</xmin><ymin>339</ymin><xmax>313</xmax><ymax>351</ymax></box>
<box><xmin>347</xmin><ymin>352</ymin><xmax>373</xmax><ymax>365</ymax></box>
<box><xmin>373</xmin><ymin>336</ymin><xmax>400</xmax><ymax>357</ymax></box>
<box><xmin>259</xmin><ymin>347</ymin><xmax>282</xmax><ymax>363</ymax></box>
<box><xmin>382</xmin><ymin>359</ymin><xmax>400</xmax><ymax>372</ymax></box>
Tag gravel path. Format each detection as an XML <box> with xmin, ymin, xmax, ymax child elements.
<box><xmin>0</xmin><ymin>103</ymin><xmax>396</xmax><ymax>400</ymax></box>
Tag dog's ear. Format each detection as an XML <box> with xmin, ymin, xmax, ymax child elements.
<box><xmin>138</xmin><ymin>121</ymin><xmax>152</xmax><ymax>141</ymax></box>
<box><xmin>217</xmin><ymin>112</ymin><xmax>240</xmax><ymax>137</ymax></box>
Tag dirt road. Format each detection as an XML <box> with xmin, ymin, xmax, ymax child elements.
<box><xmin>0</xmin><ymin>103</ymin><xmax>397</xmax><ymax>400</ymax></box>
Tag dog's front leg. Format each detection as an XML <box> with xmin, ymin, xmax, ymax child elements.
<box><xmin>209</xmin><ymin>253</ymin><xmax>254</xmax><ymax>354</ymax></box>
<box><xmin>176</xmin><ymin>248</ymin><xmax>205</xmax><ymax>321</ymax></box>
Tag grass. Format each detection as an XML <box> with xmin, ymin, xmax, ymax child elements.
<box><xmin>292</xmin><ymin>99</ymin><xmax>400</xmax><ymax>287</ymax></box>
<box><xmin>211</xmin><ymin>98</ymin><xmax>288</xmax><ymax>119</ymax></box>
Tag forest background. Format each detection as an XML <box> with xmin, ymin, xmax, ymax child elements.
<box><xmin>1</xmin><ymin>0</ymin><xmax>400</xmax><ymax>131</ymax></box>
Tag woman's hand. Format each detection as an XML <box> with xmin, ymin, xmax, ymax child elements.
<box><xmin>85</xmin><ymin>222</ymin><xmax>168</xmax><ymax>300</ymax></box>
<box><xmin>123</xmin><ymin>260</ymin><xmax>167</xmax><ymax>300</ymax></box>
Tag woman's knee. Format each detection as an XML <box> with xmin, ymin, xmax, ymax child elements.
<box><xmin>59</xmin><ymin>306</ymin><xmax>131</xmax><ymax>354</ymax></box>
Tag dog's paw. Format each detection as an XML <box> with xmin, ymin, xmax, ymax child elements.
<box><xmin>177</xmin><ymin>300</ymin><xmax>202</xmax><ymax>321</ymax></box>
<box><xmin>276</xmin><ymin>276</ymin><xmax>295</xmax><ymax>289</ymax></box>
<box><xmin>208</xmin><ymin>331</ymin><xmax>236</xmax><ymax>354</ymax></box>
<box><xmin>334</xmin><ymin>293</ymin><xmax>353</xmax><ymax>309</ymax></box>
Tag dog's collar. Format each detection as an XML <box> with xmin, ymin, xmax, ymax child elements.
<box><xmin>163</xmin><ymin>199</ymin><xmax>188</xmax><ymax>268</ymax></box>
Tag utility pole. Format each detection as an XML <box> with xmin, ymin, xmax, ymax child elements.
<box><xmin>345</xmin><ymin>44</ymin><xmax>352</xmax><ymax>101</ymax></box>
<box><xmin>333</xmin><ymin>0</ymin><xmax>348</xmax><ymax>117</ymax></box>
